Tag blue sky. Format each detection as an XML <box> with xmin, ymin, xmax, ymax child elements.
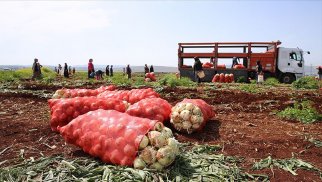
<box><xmin>0</xmin><ymin>1</ymin><xmax>321</xmax><ymax>67</ymax></box>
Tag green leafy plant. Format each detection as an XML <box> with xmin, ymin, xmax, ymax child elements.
<box><xmin>191</xmin><ymin>144</ymin><xmax>221</xmax><ymax>154</ymax></box>
<box><xmin>292</xmin><ymin>76</ymin><xmax>319</xmax><ymax>89</ymax></box>
<box><xmin>109</xmin><ymin>73</ymin><xmax>132</xmax><ymax>86</ymax></box>
<box><xmin>238</xmin><ymin>84</ymin><xmax>258</xmax><ymax>93</ymax></box>
<box><xmin>158</xmin><ymin>74</ymin><xmax>196</xmax><ymax>88</ymax></box>
<box><xmin>277</xmin><ymin>101</ymin><xmax>322</xmax><ymax>123</ymax></box>
<box><xmin>236</xmin><ymin>76</ymin><xmax>247</xmax><ymax>83</ymax></box>
<box><xmin>308</xmin><ymin>138</ymin><xmax>322</xmax><ymax>147</ymax></box>
<box><xmin>132</xmin><ymin>77</ymin><xmax>146</xmax><ymax>86</ymax></box>
<box><xmin>252</xmin><ymin>155</ymin><xmax>322</xmax><ymax>177</ymax></box>
<box><xmin>264</xmin><ymin>77</ymin><xmax>280</xmax><ymax>86</ymax></box>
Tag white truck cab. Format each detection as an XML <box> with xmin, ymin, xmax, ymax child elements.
<box><xmin>277</xmin><ymin>47</ymin><xmax>307</xmax><ymax>83</ymax></box>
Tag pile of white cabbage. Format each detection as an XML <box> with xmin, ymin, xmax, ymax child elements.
<box><xmin>134</xmin><ymin>122</ymin><xmax>180</xmax><ymax>170</ymax></box>
<box><xmin>170</xmin><ymin>103</ymin><xmax>204</xmax><ymax>134</ymax></box>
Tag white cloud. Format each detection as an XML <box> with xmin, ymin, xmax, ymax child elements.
<box><xmin>0</xmin><ymin>2</ymin><xmax>112</xmax><ymax>35</ymax></box>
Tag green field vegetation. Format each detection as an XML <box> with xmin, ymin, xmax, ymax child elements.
<box><xmin>277</xmin><ymin>101</ymin><xmax>322</xmax><ymax>124</ymax></box>
<box><xmin>0</xmin><ymin>144</ymin><xmax>269</xmax><ymax>181</ymax></box>
<box><xmin>237</xmin><ymin>84</ymin><xmax>259</xmax><ymax>93</ymax></box>
<box><xmin>0</xmin><ymin>67</ymin><xmax>56</xmax><ymax>82</ymax></box>
<box><xmin>158</xmin><ymin>74</ymin><xmax>197</xmax><ymax>88</ymax></box>
<box><xmin>292</xmin><ymin>76</ymin><xmax>320</xmax><ymax>89</ymax></box>
<box><xmin>1</xmin><ymin>68</ymin><xmax>321</xmax><ymax>91</ymax></box>
<box><xmin>264</xmin><ymin>77</ymin><xmax>280</xmax><ymax>86</ymax></box>
<box><xmin>0</xmin><ymin>69</ymin><xmax>198</xmax><ymax>88</ymax></box>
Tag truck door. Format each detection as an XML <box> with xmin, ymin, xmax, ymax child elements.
<box><xmin>289</xmin><ymin>51</ymin><xmax>304</xmax><ymax>74</ymax></box>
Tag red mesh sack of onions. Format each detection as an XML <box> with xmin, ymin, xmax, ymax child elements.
<box><xmin>145</xmin><ymin>72</ymin><xmax>156</xmax><ymax>81</ymax></box>
<box><xmin>59</xmin><ymin>110</ymin><xmax>179</xmax><ymax>170</ymax></box>
<box><xmin>126</xmin><ymin>98</ymin><xmax>172</xmax><ymax>122</ymax></box>
<box><xmin>48</xmin><ymin>97</ymin><xmax>128</xmax><ymax>132</ymax></box>
<box><xmin>170</xmin><ymin>99</ymin><xmax>215</xmax><ymax>134</ymax></box>
<box><xmin>97</xmin><ymin>90</ymin><xmax>130</xmax><ymax>101</ymax></box>
<box><xmin>52</xmin><ymin>85</ymin><xmax>116</xmax><ymax>99</ymax></box>
<box><xmin>98</xmin><ymin>88</ymin><xmax>159</xmax><ymax>104</ymax></box>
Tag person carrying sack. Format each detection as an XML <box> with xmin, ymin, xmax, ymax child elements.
<box><xmin>193</xmin><ymin>56</ymin><xmax>204</xmax><ymax>83</ymax></box>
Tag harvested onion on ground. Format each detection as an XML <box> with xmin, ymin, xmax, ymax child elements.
<box><xmin>133</xmin><ymin>122</ymin><xmax>180</xmax><ymax>170</ymax></box>
<box><xmin>170</xmin><ymin>99</ymin><xmax>215</xmax><ymax>134</ymax></box>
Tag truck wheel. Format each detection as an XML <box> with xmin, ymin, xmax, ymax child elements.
<box><xmin>280</xmin><ymin>73</ymin><xmax>295</xmax><ymax>84</ymax></box>
<box><xmin>248</xmin><ymin>71</ymin><xmax>256</xmax><ymax>79</ymax></box>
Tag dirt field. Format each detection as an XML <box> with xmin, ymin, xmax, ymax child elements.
<box><xmin>0</xmin><ymin>85</ymin><xmax>321</xmax><ymax>181</ymax></box>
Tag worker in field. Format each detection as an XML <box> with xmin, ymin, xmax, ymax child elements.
<box><xmin>64</xmin><ymin>63</ymin><xmax>69</xmax><ymax>78</ymax></box>
<box><xmin>72</xmin><ymin>67</ymin><xmax>75</xmax><ymax>75</ymax></box>
<box><xmin>110</xmin><ymin>65</ymin><xmax>113</xmax><ymax>77</ymax></box>
<box><xmin>95</xmin><ymin>70</ymin><xmax>104</xmax><ymax>80</ymax></box>
<box><xmin>57</xmin><ymin>64</ymin><xmax>63</xmax><ymax>76</ymax></box>
<box><xmin>256</xmin><ymin>60</ymin><xmax>263</xmax><ymax>83</ymax></box>
<box><xmin>126</xmin><ymin>64</ymin><xmax>132</xmax><ymax>79</ymax></box>
<box><xmin>231</xmin><ymin>57</ymin><xmax>240</xmax><ymax>68</ymax></box>
<box><xmin>37</xmin><ymin>61</ymin><xmax>43</xmax><ymax>76</ymax></box>
<box><xmin>317</xmin><ymin>66</ymin><xmax>322</xmax><ymax>80</ymax></box>
<box><xmin>88</xmin><ymin>59</ymin><xmax>95</xmax><ymax>79</ymax></box>
<box><xmin>150</xmin><ymin>65</ymin><xmax>154</xmax><ymax>73</ymax></box>
<box><xmin>193</xmin><ymin>56</ymin><xmax>204</xmax><ymax>83</ymax></box>
<box><xmin>144</xmin><ymin>64</ymin><xmax>149</xmax><ymax>74</ymax></box>
<box><xmin>106</xmin><ymin>65</ymin><xmax>110</xmax><ymax>77</ymax></box>
<box><xmin>32</xmin><ymin>58</ymin><xmax>41</xmax><ymax>79</ymax></box>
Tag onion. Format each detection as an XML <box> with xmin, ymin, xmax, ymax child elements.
<box><xmin>139</xmin><ymin>135</ymin><xmax>149</xmax><ymax>149</ymax></box>
<box><xmin>149</xmin><ymin>162</ymin><xmax>164</xmax><ymax>171</ymax></box>
<box><xmin>148</xmin><ymin>131</ymin><xmax>167</xmax><ymax>148</ymax></box>
<box><xmin>182</xmin><ymin>121</ymin><xmax>192</xmax><ymax>130</ymax></box>
<box><xmin>192</xmin><ymin>107</ymin><xmax>202</xmax><ymax>115</ymax></box>
<box><xmin>167</xmin><ymin>138</ymin><xmax>179</xmax><ymax>154</ymax></box>
<box><xmin>52</xmin><ymin>90</ymin><xmax>64</xmax><ymax>98</ymax></box>
<box><xmin>139</xmin><ymin>146</ymin><xmax>157</xmax><ymax>164</ymax></box>
<box><xmin>180</xmin><ymin>110</ymin><xmax>191</xmax><ymax>120</ymax></box>
<box><xmin>153</xmin><ymin>122</ymin><xmax>164</xmax><ymax>132</ymax></box>
<box><xmin>161</xmin><ymin>127</ymin><xmax>173</xmax><ymax>139</ymax></box>
<box><xmin>156</xmin><ymin>146</ymin><xmax>176</xmax><ymax>167</ymax></box>
<box><xmin>192</xmin><ymin>124</ymin><xmax>200</xmax><ymax>129</ymax></box>
<box><xmin>122</xmin><ymin>101</ymin><xmax>130</xmax><ymax>109</ymax></box>
<box><xmin>174</xmin><ymin>123</ymin><xmax>183</xmax><ymax>130</ymax></box>
<box><xmin>185</xmin><ymin>103</ymin><xmax>194</xmax><ymax>111</ymax></box>
<box><xmin>191</xmin><ymin>115</ymin><xmax>203</xmax><ymax>124</ymax></box>
<box><xmin>171</xmin><ymin>111</ymin><xmax>180</xmax><ymax>121</ymax></box>
<box><xmin>133</xmin><ymin>157</ymin><xmax>146</xmax><ymax>169</ymax></box>
<box><xmin>176</xmin><ymin>104</ymin><xmax>186</xmax><ymax>112</ymax></box>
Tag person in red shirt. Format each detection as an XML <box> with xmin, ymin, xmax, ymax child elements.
<box><xmin>88</xmin><ymin>59</ymin><xmax>94</xmax><ymax>78</ymax></box>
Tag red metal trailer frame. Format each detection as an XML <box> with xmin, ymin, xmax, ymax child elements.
<box><xmin>178</xmin><ymin>41</ymin><xmax>281</xmax><ymax>74</ymax></box>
